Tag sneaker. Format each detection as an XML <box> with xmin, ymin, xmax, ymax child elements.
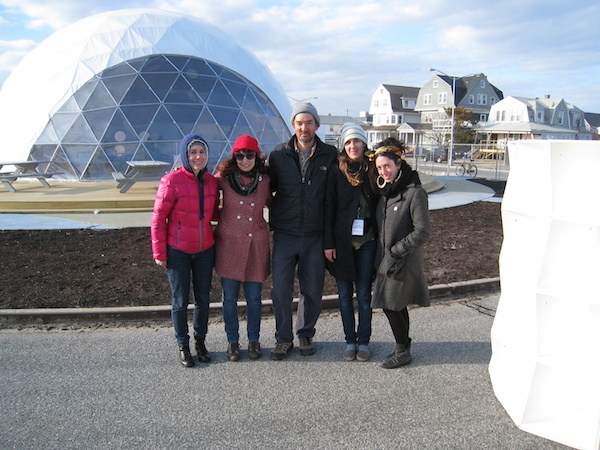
<box><xmin>248</xmin><ymin>341</ymin><xmax>262</xmax><ymax>360</ymax></box>
<box><xmin>195</xmin><ymin>339</ymin><xmax>212</xmax><ymax>363</ymax></box>
<box><xmin>270</xmin><ymin>342</ymin><xmax>294</xmax><ymax>360</ymax></box>
<box><xmin>179</xmin><ymin>345</ymin><xmax>195</xmax><ymax>368</ymax></box>
<box><xmin>356</xmin><ymin>344</ymin><xmax>371</xmax><ymax>362</ymax></box>
<box><xmin>299</xmin><ymin>337</ymin><xmax>315</xmax><ymax>356</ymax></box>
<box><xmin>343</xmin><ymin>343</ymin><xmax>357</xmax><ymax>361</ymax></box>
<box><xmin>226</xmin><ymin>342</ymin><xmax>240</xmax><ymax>362</ymax></box>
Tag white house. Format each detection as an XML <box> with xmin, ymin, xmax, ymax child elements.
<box><xmin>477</xmin><ymin>95</ymin><xmax>592</xmax><ymax>143</ymax></box>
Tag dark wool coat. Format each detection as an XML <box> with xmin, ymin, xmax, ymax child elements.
<box><xmin>214</xmin><ymin>173</ymin><xmax>271</xmax><ymax>283</ymax></box>
<box><xmin>372</xmin><ymin>180</ymin><xmax>431</xmax><ymax>311</ymax></box>
<box><xmin>323</xmin><ymin>162</ymin><xmax>379</xmax><ymax>282</ymax></box>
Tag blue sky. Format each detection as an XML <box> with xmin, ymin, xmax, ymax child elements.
<box><xmin>0</xmin><ymin>0</ymin><xmax>599</xmax><ymax>116</ymax></box>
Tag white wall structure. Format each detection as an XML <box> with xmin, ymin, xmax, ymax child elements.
<box><xmin>0</xmin><ymin>9</ymin><xmax>292</xmax><ymax>180</ymax></box>
<box><xmin>490</xmin><ymin>140</ymin><xmax>600</xmax><ymax>449</ymax></box>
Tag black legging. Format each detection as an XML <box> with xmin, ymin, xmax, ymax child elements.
<box><xmin>383</xmin><ymin>307</ymin><xmax>410</xmax><ymax>345</ymax></box>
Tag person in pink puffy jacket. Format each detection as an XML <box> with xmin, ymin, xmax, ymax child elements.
<box><xmin>151</xmin><ymin>133</ymin><xmax>219</xmax><ymax>368</ymax></box>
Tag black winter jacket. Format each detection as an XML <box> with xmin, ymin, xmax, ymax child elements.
<box><xmin>323</xmin><ymin>161</ymin><xmax>379</xmax><ymax>281</ymax></box>
<box><xmin>267</xmin><ymin>135</ymin><xmax>337</xmax><ymax>236</ymax></box>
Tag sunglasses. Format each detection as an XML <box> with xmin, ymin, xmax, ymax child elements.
<box><xmin>234</xmin><ymin>152</ymin><xmax>256</xmax><ymax>161</ymax></box>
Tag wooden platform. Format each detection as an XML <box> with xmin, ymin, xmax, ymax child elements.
<box><xmin>0</xmin><ymin>180</ymin><xmax>158</xmax><ymax>213</ymax></box>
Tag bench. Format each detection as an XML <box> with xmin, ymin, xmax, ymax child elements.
<box><xmin>0</xmin><ymin>172</ymin><xmax>63</xmax><ymax>193</ymax></box>
<box><xmin>112</xmin><ymin>171</ymin><xmax>162</xmax><ymax>194</ymax></box>
<box><xmin>112</xmin><ymin>161</ymin><xmax>170</xmax><ymax>193</ymax></box>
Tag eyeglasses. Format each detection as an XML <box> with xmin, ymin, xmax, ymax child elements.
<box><xmin>234</xmin><ymin>152</ymin><xmax>256</xmax><ymax>161</ymax></box>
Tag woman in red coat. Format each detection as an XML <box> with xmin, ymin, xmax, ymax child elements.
<box><xmin>214</xmin><ymin>135</ymin><xmax>271</xmax><ymax>361</ymax></box>
<box><xmin>151</xmin><ymin>134</ymin><xmax>219</xmax><ymax>368</ymax></box>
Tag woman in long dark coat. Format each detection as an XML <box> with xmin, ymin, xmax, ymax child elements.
<box><xmin>371</xmin><ymin>143</ymin><xmax>431</xmax><ymax>369</ymax></box>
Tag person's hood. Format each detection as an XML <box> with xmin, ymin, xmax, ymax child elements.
<box><xmin>179</xmin><ymin>133</ymin><xmax>209</xmax><ymax>174</ymax></box>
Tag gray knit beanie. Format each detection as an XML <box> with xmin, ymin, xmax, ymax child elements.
<box><xmin>339</xmin><ymin>122</ymin><xmax>368</xmax><ymax>152</ymax></box>
<box><xmin>290</xmin><ymin>101</ymin><xmax>320</xmax><ymax>126</ymax></box>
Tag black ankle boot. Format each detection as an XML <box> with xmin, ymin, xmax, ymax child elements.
<box><xmin>381</xmin><ymin>339</ymin><xmax>412</xmax><ymax>369</ymax></box>
<box><xmin>179</xmin><ymin>345</ymin><xmax>195</xmax><ymax>368</ymax></box>
<box><xmin>195</xmin><ymin>339</ymin><xmax>211</xmax><ymax>363</ymax></box>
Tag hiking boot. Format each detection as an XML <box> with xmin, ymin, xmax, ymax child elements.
<box><xmin>248</xmin><ymin>341</ymin><xmax>262</xmax><ymax>360</ymax></box>
<box><xmin>343</xmin><ymin>343</ymin><xmax>357</xmax><ymax>361</ymax></box>
<box><xmin>299</xmin><ymin>337</ymin><xmax>315</xmax><ymax>356</ymax></box>
<box><xmin>381</xmin><ymin>344</ymin><xmax>412</xmax><ymax>369</ymax></box>
<box><xmin>270</xmin><ymin>342</ymin><xmax>293</xmax><ymax>360</ymax></box>
<box><xmin>227</xmin><ymin>342</ymin><xmax>240</xmax><ymax>362</ymax></box>
<box><xmin>195</xmin><ymin>339</ymin><xmax>212</xmax><ymax>363</ymax></box>
<box><xmin>356</xmin><ymin>344</ymin><xmax>371</xmax><ymax>362</ymax></box>
<box><xmin>179</xmin><ymin>345</ymin><xmax>195</xmax><ymax>368</ymax></box>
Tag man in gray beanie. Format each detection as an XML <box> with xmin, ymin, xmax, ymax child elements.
<box><xmin>290</xmin><ymin>101</ymin><xmax>321</xmax><ymax>127</ymax></box>
<box><xmin>266</xmin><ymin>101</ymin><xmax>337</xmax><ymax>360</ymax></box>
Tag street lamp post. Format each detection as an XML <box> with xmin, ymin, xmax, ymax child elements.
<box><xmin>287</xmin><ymin>96</ymin><xmax>318</xmax><ymax>103</ymax></box>
<box><xmin>429</xmin><ymin>68</ymin><xmax>456</xmax><ymax>173</ymax></box>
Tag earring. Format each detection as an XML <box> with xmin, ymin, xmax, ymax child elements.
<box><xmin>377</xmin><ymin>175</ymin><xmax>386</xmax><ymax>189</ymax></box>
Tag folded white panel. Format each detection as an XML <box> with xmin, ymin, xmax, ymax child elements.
<box><xmin>490</xmin><ymin>140</ymin><xmax>600</xmax><ymax>450</ymax></box>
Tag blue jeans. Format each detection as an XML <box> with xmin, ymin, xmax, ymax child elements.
<box><xmin>166</xmin><ymin>245</ymin><xmax>215</xmax><ymax>346</ymax></box>
<box><xmin>336</xmin><ymin>239</ymin><xmax>376</xmax><ymax>345</ymax></box>
<box><xmin>271</xmin><ymin>232</ymin><xmax>326</xmax><ymax>343</ymax></box>
<box><xmin>221</xmin><ymin>277</ymin><xmax>263</xmax><ymax>343</ymax></box>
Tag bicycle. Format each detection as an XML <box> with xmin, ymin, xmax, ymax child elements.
<box><xmin>455</xmin><ymin>160</ymin><xmax>478</xmax><ymax>177</ymax></box>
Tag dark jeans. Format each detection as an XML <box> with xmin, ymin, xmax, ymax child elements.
<box><xmin>221</xmin><ymin>277</ymin><xmax>263</xmax><ymax>343</ymax></box>
<box><xmin>336</xmin><ymin>239</ymin><xmax>376</xmax><ymax>345</ymax></box>
<box><xmin>166</xmin><ymin>245</ymin><xmax>215</xmax><ymax>346</ymax></box>
<box><xmin>271</xmin><ymin>232</ymin><xmax>326</xmax><ymax>344</ymax></box>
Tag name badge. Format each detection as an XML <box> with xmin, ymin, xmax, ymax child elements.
<box><xmin>352</xmin><ymin>218</ymin><xmax>365</xmax><ymax>236</ymax></box>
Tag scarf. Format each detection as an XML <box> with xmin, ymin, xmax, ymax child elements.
<box><xmin>380</xmin><ymin>160</ymin><xmax>421</xmax><ymax>198</ymax></box>
<box><xmin>228</xmin><ymin>170</ymin><xmax>260</xmax><ymax>195</ymax></box>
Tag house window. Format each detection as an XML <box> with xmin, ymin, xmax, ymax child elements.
<box><xmin>438</xmin><ymin>92</ymin><xmax>447</xmax><ymax>104</ymax></box>
<box><xmin>423</xmin><ymin>94</ymin><xmax>432</xmax><ymax>105</ymax></box>
<box><xmin>374</xmin><ymin>100</ymin><xmax>379</xmax><ymax>107</ymax></box>
<box><xmin>477</xmin><ymin>94</ymin><xmax>487</xmax><ymax>105</ymax></box>
<box><xmin>496</xmin><ymin>111</ymin><xmax>501</xmax><ymax>121</ymax></box>
<box><xmin>469</xmin><ymin>95</ymin><xmax>474</xmax><ymax>104</ymax></box>
<box><xmin>501</xmin><ymin>110</ymin><xmax>506</xmax><ymax>121</ymax></box>
<box><xmin>383</xmin><ymin>99</ymin><xmax>388</xmax><ymax>107</ymax></box>
<box><xmin>558</xmin><ymin>112</ymin><xmax>564</xmax><ymax>125</ymax></box>
<box><xmin>536</xmin><ymin>111</ymin><xmax>543</xmax><ymax>122</ymax></box>
<box><xmin>480</xmin><ymin>79</ymin><xmax>486</xmax><ymax>88</ymax></box>
<box><xmin>433</xmin><ymin>80</ymin><xmax>438</xmax><ymax>88</ymax></box>
<box><xmin>480</xmin><ymin>114</ymin><xmax>487</xmax><ymax>122</ymax></box>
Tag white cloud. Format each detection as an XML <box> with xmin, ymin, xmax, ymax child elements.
<box><xmin>0</xmin><ymin>0</ymin><xmax>599</xmax><ymax>114</ymax></box>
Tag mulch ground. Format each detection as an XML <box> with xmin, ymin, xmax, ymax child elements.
<box><xmin>0</xmin><ymin>179</ymin><xmax>504</xmax><ymax>309</ymax></box>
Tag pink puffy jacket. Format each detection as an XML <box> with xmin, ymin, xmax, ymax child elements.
<box><xmin>151</xmin><ymin>167</ymin><xmax>219</xmax><ymax>261</ymax></box>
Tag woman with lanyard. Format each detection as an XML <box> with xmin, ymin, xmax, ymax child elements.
<box><xmin>214</xmin><ymin>135</ymin><xmax>271</xmax><ymax>361</ymax></box>
<box><xmin>324</xmin><ymin>123</ymin><xmax>379</xmax><ymax>362</ymax></box>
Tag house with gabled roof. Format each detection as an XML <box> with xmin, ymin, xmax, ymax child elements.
<box><xmin>365</xmin><ymin>84</ymin><xmax>421</xmax><ymax>148</ymax></box>
<box><xmin>476</xmin><ymin>95</ymin><xmax>592</xmax><ymax>143</ymax></box>
<box><xmin>415</xmin><ymin>73</ymin><xmax>503</xmax><ymax>124</ymax></box>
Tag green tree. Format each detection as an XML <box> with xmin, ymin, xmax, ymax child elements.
<box><xmin>446</xmin><ymin>106</ymin><xmax>476</xmax><ymax>144</ymax></box>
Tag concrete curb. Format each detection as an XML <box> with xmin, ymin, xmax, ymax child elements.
<box><xmin>0</xmin><ymin>277</ymin><xmax>500</xmax><ymax>325</ymax></box>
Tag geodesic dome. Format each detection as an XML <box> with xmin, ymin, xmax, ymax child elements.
<box><xmin>0</xmin><ymin>8</ymin><xmax>292</xmax><ymax>180</ymax></box>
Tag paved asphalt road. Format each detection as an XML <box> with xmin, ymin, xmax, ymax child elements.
<box><xmin>0</xmin><ymin>292</ymin><xmax>570</xmax><ymax>449</ymax></box>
